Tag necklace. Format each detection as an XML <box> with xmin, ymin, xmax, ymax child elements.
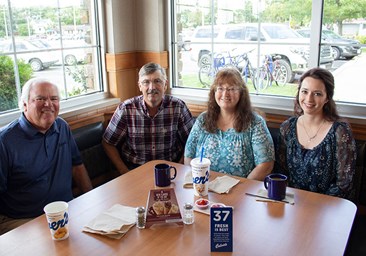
<box><xmin>302</xmin><ymin>118</ymin><xmax>325</xmax><ymax>143</ymax></box>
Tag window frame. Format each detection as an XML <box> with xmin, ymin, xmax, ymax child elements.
<box><xmin>169</xmin><ymin>0</ymin><xmax>366</xmax><ymax>125</ymax></box>
<box><xmin>0</xmin><ymin>0</ymin><xmax>108</xmax><ymax>126</ymax></box>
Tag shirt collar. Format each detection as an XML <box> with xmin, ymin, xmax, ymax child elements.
<box><xmin>19</xmin><ymin>113</ymin><xmax>59</xmax><ymax>137</ymax></box>
<box><xmin>139</xmin><ymin>95</ymin><xmax>167</xmax><ymax>115</ymax></box>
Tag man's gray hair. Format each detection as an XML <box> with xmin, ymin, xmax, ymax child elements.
<box><xmin>138</xmin><ymin>62</ymin><xmax>167</xmax><ymax>80</ymax></box>
<box><xmin>19</xmin><ymin>78</ymin><xmax>59</xmax><ymax>111</ymax></box>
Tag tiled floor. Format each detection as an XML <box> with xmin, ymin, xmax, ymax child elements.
<box><xmin>345</xmin><ymin>215</ymin><xmax>366</xmax><ymax>255</ymax></box>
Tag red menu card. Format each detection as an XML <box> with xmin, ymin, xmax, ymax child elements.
<box><xmin>145</xmin><ymin>188</ymin><xmax>183</xmax><ymax>227</ymax></box>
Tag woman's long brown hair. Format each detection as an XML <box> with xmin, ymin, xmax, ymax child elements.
<box><xmin>204</xmin><ymin>67</ymin><xmax>254</xmax><ymax>133</ymax></box>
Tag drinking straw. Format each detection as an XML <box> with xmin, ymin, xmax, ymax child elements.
<box><xmin>200</xmin><ymin>146</ymin><xmax>204</xmax><ymax>163</ymax></box>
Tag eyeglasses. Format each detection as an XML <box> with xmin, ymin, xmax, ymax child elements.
<box><xmin>215</xmin><ymin>86</ymin><xmax>241</xmax><ymax>93</ymax></box>
<box><xmin>140</xmin><ymin>78</ymin><xmax>165</xmax><ymax>87</ymax></box>
<box><xmin>33</xmin><ymin>96</ymin><xmax>60</xmax><ymax>104</ymax></box>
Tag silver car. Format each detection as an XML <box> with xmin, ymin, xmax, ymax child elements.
<box><xmin>297</xmin><ymin>28</ymin><xmax>362</xmax><ymax>60</ymax></box>
<box><xmin>189</xmin><ymin>23</ymin><xmax>334</xmax><ymax>83</ymax></box>
<box><xmin>0</xmin><ymin>40</ymin><xmax>59</xmax><ymax>71</ymax></box>
<box><xmin>29</xmin><ymin>39</ymin><xmax>88</xmax><ymax>66</ymax></box>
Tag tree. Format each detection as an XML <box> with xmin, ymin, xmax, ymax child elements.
<box><xmin>5</xmin><ymin>6</ymin><xmax>83</xmax><ymax>38</ymax></box>
<box><xmin>233</xmin><ymin>2</ymin><xmax>257</xmax><ymax>23</ymax></box>
<box><xmin>324</xmin><ymin>0</ymin><xmax>366</xmax><ymax>35</ymax></box>
<box><xmin>261</xmin><ymin>0</ymin><xmax>312</xmax><ymax>27</ymax></box>
<box><xmin>180</xmin><ymin>9</ymin><xmax>203</xmax><ymax>28</ymax></box>
<box><xmin>17</xmin><ymin>23</ymin><xmax>32</xmax><ymax>37</ymax></box>
<box><xmin>60</xmin><ymin>6</ymin><xmax>82</xmax><ymax>25</ymax></box>
<box><xmin>0</xmin><ymin>56</ymin><xmax>33</xmax><ymax>112</ymax></box>
<box><xmin>0</xmin><ymin>5</ymin><xmax>9</xmax><ymax>38</ymax></box>
<box><xmin>262</xmin><ymin>0</ymin><xmax>366</xmax><ymax>34</ymax></box>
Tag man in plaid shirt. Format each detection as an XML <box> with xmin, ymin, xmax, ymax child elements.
<box><xmin>102</xmin><ymin>63</ymin><xmax>194</xmax><ymax>174</ymax></box>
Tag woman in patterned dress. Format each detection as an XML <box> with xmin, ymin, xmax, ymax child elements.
<box><xmin>184</xmin><ymin>67</ymin><xmax>274</xmax><ymax>180</ymax></box>
<box><xmin>276</xmin><ymin>67</ymin><xmax>356</xmax><ymax>199</ymax></box>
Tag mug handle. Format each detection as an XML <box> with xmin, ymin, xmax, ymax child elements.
<box><xmin>170</xmin><ymin>166</ymin><xmax>177</xmax><ymax>180</ymax></box>
<box><xmin>264</xmin><ymin>176</ymin><xmax>269</xmax><ymax>189</ymax></box>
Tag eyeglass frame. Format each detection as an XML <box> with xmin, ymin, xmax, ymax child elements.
<box><xmin>215</xmin><ymin>86</ymin><xmax>241</xmax><ymax>94</ymax></box>
<box><xmin>139</xmin><ymin>78</ymin><xmax>166</xmax><ymax>87</ymax></box>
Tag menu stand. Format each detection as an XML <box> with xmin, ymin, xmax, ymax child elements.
<box><xmin>145</xmin><ymin>188</ymin><xmax>183</xmax><ymax>228</ymax></box>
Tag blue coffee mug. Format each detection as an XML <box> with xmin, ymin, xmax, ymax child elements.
<box><xmin>264</xmin><ymin>173</ymin><xmax>287</xmax><ymax>200</ymax></box>
<box><xmin>154</xmin><ymin>163</ymin><xmax>177</xmax><ymax>187</ymax></box>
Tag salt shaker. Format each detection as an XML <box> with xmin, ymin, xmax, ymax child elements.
<box><xmin>136</xmin><ymin>206</ymin><xmax>146</xmax><ymax>229</ymax></box>
<box><xmin>183</xmin><ymin>203</ymin><xmax>194</xmax><ymax>225</ymax></box>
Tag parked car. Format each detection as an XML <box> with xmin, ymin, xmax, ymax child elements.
<box><xmin>29</xmin><ymin>39</ymin><xmax>88</xmax><ymax>66</ymax></box>
<box><xmin>0</xmin><ymin>40</ymin><xmax>58</xmax><ymax>71</ymax></box>
<box><xmin>189</xmin><ymin>23</ymin><xmax>334</xmax><ymax>82</ymax></box>
<box><xmin>297</xmin><ymin>28</ymin><xmax>362</xmax><ymax>60</ymax></box>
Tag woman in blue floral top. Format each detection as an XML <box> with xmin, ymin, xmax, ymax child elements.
<box><xmin>276</xmin><ymin>67</ymin><xmax>356</xmax><ymax>200</ymax></box>
<box><xmin>184</xmin><ymin>68</ymin><xmax>274</xmax><ymax>180</ymax></box>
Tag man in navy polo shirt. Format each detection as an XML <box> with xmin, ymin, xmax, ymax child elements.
<box><xmin>0</xmin><ymin>78</ymin><xmax>92</xmax><ymax>235</ymax></box>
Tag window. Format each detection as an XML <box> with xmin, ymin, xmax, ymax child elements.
<box><xmin>0</xmin><ymin>0</ymin><xmax>105</xmax><ymax>115</ymax></box>
<box><xmin>171</xmin><ymin>0</ymin><xmax>366</xmax><ymax>121</ymax></box>
<box><xmin>245</xmin><ymin>27</ymin><xmax>263</xmax><ymax>41</ymax></box>
<box><xmin>225</xmin><ymin>28</ymin><xmax>244</xmax><ymax>40</ymax></box>
<box><xmin>195</xmin><ymin>27</ymin><xmax>220</xmax><ymax>38</ymax></box>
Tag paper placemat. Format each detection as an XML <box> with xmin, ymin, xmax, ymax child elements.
<box><xmin>255</xmin><ymin>189</ymin><xmax>295</xmax><ymax>205</ymax></box>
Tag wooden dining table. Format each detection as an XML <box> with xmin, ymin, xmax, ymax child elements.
<box><xmin>0</xmin><ymin>160</ymin><xmax>357</xmax><ymax>256</ymax></box>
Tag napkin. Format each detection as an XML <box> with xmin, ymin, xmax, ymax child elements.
<box><xmin>183</xmin><ymin>170</ymin><xmax>194</xmax><ymax>188</ymax></box>
<box><xmin>255</xmin><ymin>189</ymin><xmax>295</xmax><ymax>205</ymax></box>
<box><xmin>183</xmin><ymin>171</ymin><xmax>240</xmax><ymax>194</ymax></box>
<box><xmin>83</xmin><ymin>204</ymin><xmax>136</xmax><ymax>239</ymax></box>
<box><xmin>208</xmin><ymin>175</ymin><xmax>240</xmax><ymax>194</ymax></box>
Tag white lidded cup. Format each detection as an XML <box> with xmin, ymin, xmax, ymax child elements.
<box><xmin>43</xmin><ymin>201</ymin><xmax>69</xmax><ymax>241</ymax></box>
<box><xmin>190</xmin><ymin>158</ymin><xmax>211</xmax><ymax>197</ymax></box>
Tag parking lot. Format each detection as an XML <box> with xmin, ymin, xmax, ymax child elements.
<box><xmin>31</xmin><ymin>50</ymin><xmax>365</xmax><ymax>104</ymax></box>
<box><xmin>179</xmin><ymin>50</ymin><xmax>365</xmax><ymax>104</ymax></box>
<box><xmin>33</xmin><ymin>64</ymin><xmax>88</xmax><ymax>95</ymax></box>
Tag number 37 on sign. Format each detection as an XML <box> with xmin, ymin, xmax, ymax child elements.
<box><xmin>210</xmin><ymin>207</ymin><xmax>233</xmax><ymax>252</ymax></box>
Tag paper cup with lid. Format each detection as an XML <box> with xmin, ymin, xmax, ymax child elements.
<box><xmin>190</xmin><ymin>157</ymin><xmax>211</xmax><ymax>196</ymax></box>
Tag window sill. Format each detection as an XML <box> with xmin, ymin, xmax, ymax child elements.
<box><xmin>0</xmin><ymin>93</ymin><xmax>120</xmax><ymax>128</ymax></box>
<box><xmin>60</xmin><ymin>97</ymin><xmax>120</xmax><ymax>119</ymax></box>
<box><xmin>171</xmin><ymin>88</ymin><xmax>366</xmax><ymax>125</ymax></box>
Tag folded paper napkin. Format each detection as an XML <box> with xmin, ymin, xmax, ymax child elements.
<box><xmin>183</xmin><ymin>171</ymin><xmax>240</xmax><ymax>194</ymax></box>
<box><xmin>209</xmin><ymin>175</ymin><xmax>240</xmax><ymax>194</ymax></box>
<box><xmin>83</xmin><ymin>204</ymin><xmax>136</xmax><ymax>239</ymax></box>
<box><xmin>256</xmin><ymin>188</ymin><xmax>295</xmax><ymax>205</ymax></box>
<box><xmin>183</xmin><ymin>171</ymin><xmax>194</xmax><ymax>188</ymax></box>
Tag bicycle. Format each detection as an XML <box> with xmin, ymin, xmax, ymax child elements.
<box><xmin>256</xmin><ymin>55</ymin><xmax>290</xmax><ymax>90</ymax></box>
<box><xmin>198</xmin><ymin>49</ymin><xmax>257</xmax><ymax>88</ymax></box>
<box><xmin>198</xmin><ymin>53</ymin><xmax>226</xmax><ymax>87</ymax></box>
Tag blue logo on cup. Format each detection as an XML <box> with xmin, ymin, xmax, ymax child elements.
<box><xmin>192</xmin><ymin>170</ymin><xmax>209</xmax><ymax>184</ymax></box>
<box><xmin>48</xmin><ymin>212</ymin><xmax>69</xmax><ymax>231</ymax></box>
